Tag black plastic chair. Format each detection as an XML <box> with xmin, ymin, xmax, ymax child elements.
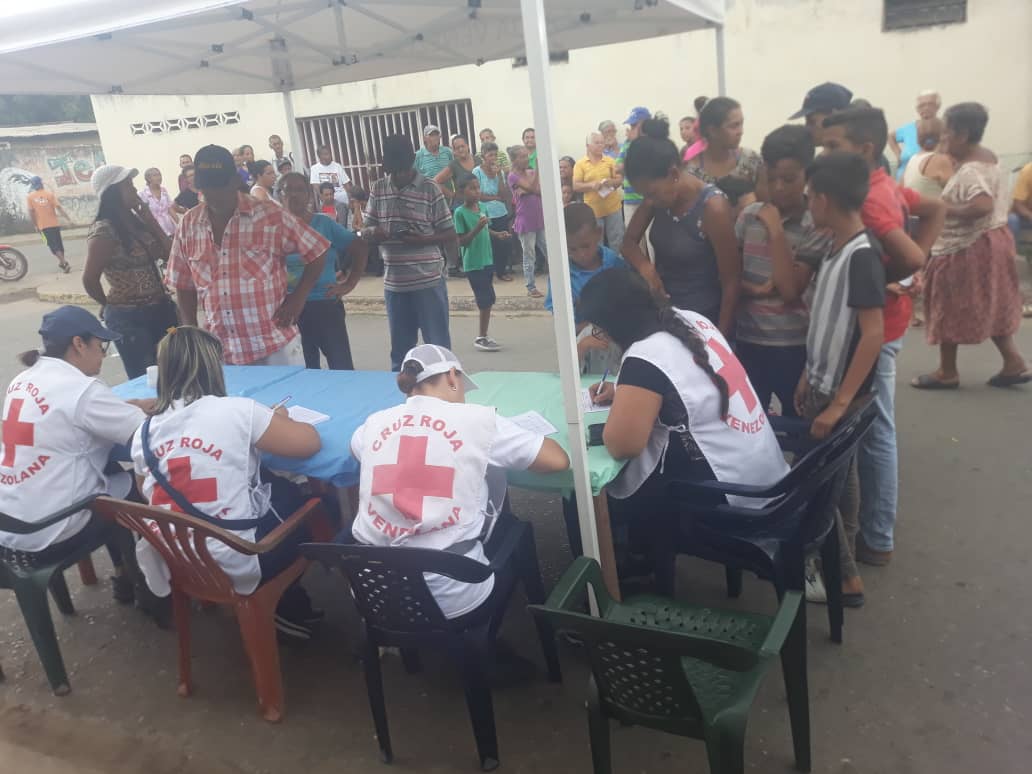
<box><xmin>302</xmin><ymin>513</ymin><xmax>562</xmax><ymax>771</ymax></box>
<box><xmin>666</xmin><ymin>397</ymin><xmax>877</xmax><ymax>645</ymax></box>
<box><xmin>0</xmin><ymin>496</ymin><xmax>107</xmax><ymax>694</ymax></box>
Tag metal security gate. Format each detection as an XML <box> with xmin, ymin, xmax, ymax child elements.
<box><xmin>298</xmin><ymin>99</ymin><xmax>475</xmax><ymax>191</ymax></box>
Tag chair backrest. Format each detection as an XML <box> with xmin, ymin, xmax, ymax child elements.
<box><xmin>302</xmin><ymin>542</ymin><xmax>495</xmax><ymax>635</ymax></box>
<box><xmin>94</xmin><ymin>496</ymin><xmax>266</xmax><ymax>602</ymax></box>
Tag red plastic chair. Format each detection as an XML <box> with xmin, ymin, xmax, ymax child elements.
<box><xmin>94</xmin><ymin>496</ymin><xmax>331</xmax><ymax>722</ymax></box>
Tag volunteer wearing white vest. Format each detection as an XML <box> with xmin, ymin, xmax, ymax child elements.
<box><xmin>130</xmin><ymin>326</ymin><xmax>324</xmax><ymax>639</ymax></box>
<box><xmin>0</xmin><ymin>306</ymin><xmax>152</xmax><ymax>604</ymax></box>
<box><xmin>350</xmin><ymin>344</ymin><xmax>569</xmax><ymax>619</ymax></box>
<box><xmin>579</xmin><ymin>270</ymin><xmax>788</xmax><ymax>574</ymax></box>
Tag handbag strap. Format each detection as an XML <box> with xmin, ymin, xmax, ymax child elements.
<box><xmin>140</xmin><ymin>417</ymin><xmax>264</xmax><ymax>530</ymax></box>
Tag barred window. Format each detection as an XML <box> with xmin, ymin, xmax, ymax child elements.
<box><xmin>884</xmin><ymin>0</ymin><xmax>966</xmax><ymax>31</ymax></box>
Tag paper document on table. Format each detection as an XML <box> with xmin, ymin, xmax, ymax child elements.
<box><xmin>287</xmin><ymin>405</ymin><xmax>330</xmax><ymax>425</ymax></box>
<box><xmin>508</xmin><ymin>411</ymin><xmax>558</xmax><ymax>436</ymax></box>
<box><xmin>580</xmin><ymin>387</ymin><xmax>611</xmax><ymax>415</ymax></box>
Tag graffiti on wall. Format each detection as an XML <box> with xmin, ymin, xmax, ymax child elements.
<box><xmin>0</xmin><ymin>141</ymin><xmax>105</xmax><ymax>235</ymax></box>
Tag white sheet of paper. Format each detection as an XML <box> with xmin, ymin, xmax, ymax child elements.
<box><xmin>580</xmin><ymin>387</ymin><xmax>610</xmax><ymax>415</ymax></box>
<box><xmin>508</xmin><ymin>410</ymin><xmax>559</xmax><ymax>436</ymax></box>
<box><xmin>287</xmin><ymin>405</ymin><xmax>331</xmax><ymax>425</ymax></box>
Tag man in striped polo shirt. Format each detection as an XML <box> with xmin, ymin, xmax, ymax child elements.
<box><xmin>363</xmin><ymin>134</ymin><xmax>457</xmax><ymax>370</ymax></box>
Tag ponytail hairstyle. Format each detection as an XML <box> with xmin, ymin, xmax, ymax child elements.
<box><xmin>697</xmin><ymin>96</ymin><xmax>741</xmax><ymax>142</ymax></box>
<box><xmin>577</xmin><ymin>270</ymin><xmax>730</xmax><ymax>419</ymax></box>
<box><xmin>248</xmin><ymin>159</ymin><xmax>272</xmax><ymax>183</ymax></box>
<box><xmin>623</xmin><ymin>117</ymin><xmax>680</xmax><ymax>183</ymax></box>
<box><xmin>153</xmin><ymin>326</ymin><xmax>226</xmax><ymax>414</ymax></box>
<box><xmin>396</xmin><ymin>359</ymin><xmax>447</xmax><ymax>395</ymax></box>
<box><xmin>19</xmin><ymin>334</ymin><xmax>95</xmax><ymax>368</ymax></box>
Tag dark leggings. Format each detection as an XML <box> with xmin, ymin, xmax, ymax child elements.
<box><xmin>489</xmin><ymin>215</ymin><xmax>516</xmax><ymax>278</ymax></box>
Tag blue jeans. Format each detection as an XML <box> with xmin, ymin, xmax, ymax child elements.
<box><xmin>384</xmin><ymin>277</ymin><xmax>451</xmax><ymax>370</ymax></box>
<box><xmin>857</xmin><ymin>337</ymin><xmax>903</xmax><ymax>552</ymax></box>
<box><xmin>103</xmin><ymin>299</ymin><xmax>178</xmax><ymax>379</ymax></box>
<box><xmin>597</xmin><ymin>211</ymin><xmax>625</xmax><ymax>252</ymax></box>
<box><xmin>1008</xmin><ymin>212</ymin><xmax>1030</xmax><ymax>241</ymax></box>
<box><xmin>518</xmin><ymin>230</ymin><xmax>545</xmax><ymax>291</ymax></box>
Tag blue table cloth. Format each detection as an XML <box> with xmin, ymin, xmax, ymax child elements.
<box><xmin>113</xmin><ymin>365</ymin><xmax>304</xmax><ymax>401</ymax></box>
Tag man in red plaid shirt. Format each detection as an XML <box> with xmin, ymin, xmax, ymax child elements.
<box><xmin>167</xmin><ymin>145</ymin><xmax>330</xmax><ymax>365</ymax></box>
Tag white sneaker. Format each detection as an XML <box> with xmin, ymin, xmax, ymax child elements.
<box><xmin>474</xmin><ymin>336</ymin><xmax>501</xmax><ymax>352</ymax></box>
<box><xmin>805</xmin><ymin>557</ymin><xmax>827</xmax><ymax>604</ymax></box>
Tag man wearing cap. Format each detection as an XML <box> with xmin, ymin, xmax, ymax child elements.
<box><xmin>362</xmin><ymin>135</ymin><xmax>458</xmax><ymax>371</ymax></box>
<box><xmin>789</xmin><ymin>82</ymin><xmax>854</xmax><ymax>146</ymax></box>
<box><xmin>167</xmin><ymin>144</ymin><xmax>331</xmax><ymax>367</ymax></box>
<box><xmin>26</xmin><ymin>176</ymin><xmax>72</xmax><ymax>273</ymax></box>
<box><xmin>415</xmin><ymin>125</ymin><xmax>454</xmax><ymax>182</ymax></box>
<box><xmin>616</xmin><ymin>106</ymin><xmax>651</xmax><ymax>254</ymax></box>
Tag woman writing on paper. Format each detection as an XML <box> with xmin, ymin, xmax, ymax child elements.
<box><xmin>348</xmin><ymin>344</ymin><xmax>569</xmax><ymax>619</ymax></box>
<box><xmin>130</xmin><ymin>326</ymin><xmax>324</xmax><ymax>640</ymax></box>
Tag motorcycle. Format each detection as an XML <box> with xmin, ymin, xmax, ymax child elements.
<box><xmin>0</xmin><ymin>245</ymin><xmax>28</xmax><ymax>282</ymax></box>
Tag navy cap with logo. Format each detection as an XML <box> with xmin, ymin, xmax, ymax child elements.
<box><xmin>789</xmin><ymin>82</ymin><xmax>854</xmax><ymax>120</ymax></box>
<box><xmin>193</xmin><ymin>144</ymin><xmax>237</xmax><ymax>188</ymax></box>
<box><xmin>39</xmin><ymin>305</ymin><xmax>121</xmax><ymax>343</ymax></box>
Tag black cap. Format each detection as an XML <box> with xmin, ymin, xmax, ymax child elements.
<box><xmin>193</xmin><ymin>144</ymin><xmax>237</xmax><ymax>188</ymax></box>
<box><xmin>39</xmin><ymin>305</ymin><xmax>120</xmax><ymax>342</ymax></box>
<box><xmin>789</xmin><ymin>82</ymin><xmax>854</xmax><ymax>120</ymax></box>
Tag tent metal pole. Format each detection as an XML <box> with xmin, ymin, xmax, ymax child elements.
<box><xmin>518</xmin><ymin>0</ymin><xmax>603</xmax><ymax>568</ymax></box>
<box><xmin>715</xmin><ymin>24</ymin><xmax>727</xmax><ymax>96</ymax></box>
<box><xmin>282</xmin><ymin>89</ymin><xmax>307</xmax><ymax>170</ymax></box>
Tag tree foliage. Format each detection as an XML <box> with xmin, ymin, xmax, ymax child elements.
<box><xmin>0</xmin><ymin>95</ymin><xmax>95</xmax><ymax>127</ymax></box>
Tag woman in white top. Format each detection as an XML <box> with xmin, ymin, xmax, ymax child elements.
<box><xmin>130</xmin><ymin>326</ymin><xmax>323</xmax><ymax>638</ymax></box>
<box><xmin>248</xmin><ymin>160</ymin><xmax>278</xmax><ymax>204</ymax></box>
<box><xmin>349</xmin><ymin>344</ymin><xmax>569</xmax><ymax>619</ymax></box>
<box><xmin>0</xmin><ymin>306</ymin><xmax>153</xmax><ymax>605</ymax></box>
<box><xmin>577</xmin><ymin>270</ymin><xmax>789</xmax><ymax>582</ymax></box>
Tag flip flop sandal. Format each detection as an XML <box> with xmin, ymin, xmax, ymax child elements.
<box><xmin>59</xmin><ymin>261</ymin><xmax>71</xmax><ymax>274</ymax></box>
<box><xmin>911</xmin><ymin>373</ymin><xmax>959</xmax><ymax>390</ymax></box>
<box><xmin>987</xmin><ymin>372</ymin><xmax>1032</xmax><ymax>388</ymax></box>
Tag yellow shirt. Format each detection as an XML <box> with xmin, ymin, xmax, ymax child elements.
<box><xmin>574</xmin><ymin>155</ymin><xmax>623</xmax><ymax>218</ymax></box>
<box><xmin>1013</xmin><ymin>162</ymin><xmax>1032</xmax><ymax>206</ymax></box>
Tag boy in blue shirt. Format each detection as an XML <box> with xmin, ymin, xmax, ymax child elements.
<box><xmin>280</xmin><ymin>172</ymin><xmax>368</xmax><ymax>369</ymax></box>
<box><xmin>545</xmin><ymin>202</ymin><xmax>627</xmax><ymax>373</ymax></box>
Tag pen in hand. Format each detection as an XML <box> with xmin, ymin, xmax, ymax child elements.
<box><xmin>270</xmin><ymin>395</ymin><xmax>291</xmax><ymax>412</ymax></box>
<box><xmin>593</xmin><ymin>368</ymin><xmax>610</xmax><ymax>401</ymax></box>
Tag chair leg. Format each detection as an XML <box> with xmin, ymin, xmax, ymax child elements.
<box><xmin>458</xmin><ymin>633</ymin><xmax>500</xmax><ymax>771</ymax></box>
<box><xmin>76</xmin><ymin>557</ymin><xmax>98</xmax><ymax>586</ymax></box>
<box><xmin>48</xmin><ymin>571</ymin><xmax>75</xmax><ymax>616</ymax></box>
<box><xmin>13</xmin><ymin>580</ymin><xmax>70</xmax><ymax>695</ymax></box>
<box><xmin>704</xmin><ymin>720</ymin><xmax>746</xmax><ymax>774</ymax></box>
<box><xmin>236</xmin><ymin>599</ymin><xmax>286</xmax><ymax>723</ymax></box>
<box><xmin>171</xmin><ymin>586</ymin><xmax>192</xmax><ymax>697</ymax></box>
<box><xmin>400</xmin><ymin>647</ymin><xmax>422</xmax><ymax>674</ymax></box>
<box><xmin>361</xmin><ymin>631</ymin><xmax>393</xmax><ymax>763</ymax></box>
<box><xmin>781</xmin><ymin>597</ymin><xmax>811</xmax><ymax>772</ymax></box>
<box><xmin>518</xmin><ymin>529</ymin><xmax>562</xmax><ymax>683</ymax></box>
<box><xmin>821</xmin><ymin>526</ymin><xmax>844</xmax><ymax>644</ymax></box>
<box><xmin>587</xmin><ymin>677</ymin><xmax>612</xmax><ymax>774</ymax></box>
<box><xmin>725</xmin><ymin>566</ymin><xmax>743</xmax><ymax>599</ymax></box>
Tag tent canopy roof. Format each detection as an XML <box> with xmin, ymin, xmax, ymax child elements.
<box><xmin>0</xmin><ymin>0</ymin><xmax>723</xmax><ymax>96</ymax></box>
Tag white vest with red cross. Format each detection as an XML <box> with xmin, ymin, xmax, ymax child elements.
<box><xmin>0</xmin><ymin>357</ymin><xmax>122</xmax><ymax>551</ymax></box>
<box><xmin>130</xmin><ymin>396</ymin><xmax>269</xmax><ymax>597</ymax></box>
<box><xmin>608</xmin><ymin>309</ymin><xmax>789</xmax><ymax>507</ymax></box>
<box><xmin>354</xmin><ymin>398</ymin><xmax>496</xmax><ymax>551</ymax></box>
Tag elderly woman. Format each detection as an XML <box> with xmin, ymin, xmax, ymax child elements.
<box><xmin>914</xmin><ymin>102</ymin><xmax>1028</xmax><ymax>389</ymax></box>
<box><xmin>599</xmin><ymin>120</ymin><xmax>621</xmax><ymax>158</ymax></box>
<box><xmin>139</xmin><ymin>168</ymin><xmax>178</xmax><ymax>237</ymax></box>
<box><xmin>573</xmin><ymin>131</ymin><xmax>624</xmax><ymax>250</ymax></box>
<box><xmin>890</xmin><ymin>90</ymin><xmax>941</xmax><ymax>181</ymax></box>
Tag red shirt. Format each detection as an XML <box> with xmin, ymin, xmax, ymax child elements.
<box><xmin>861</xmin><ymin>168</ymin><xmax>921</xmax><ymax>343</ymax></box>
<box><xmin>167</xmin><ymin>193</ymin><xmax>330</xmax><ymax>364</ymax></box>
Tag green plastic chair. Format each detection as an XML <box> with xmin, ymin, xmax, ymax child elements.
<box><xmin>530</xmin><ymin>557</ymin><xmax>809</xmax><ymax>774</ymax></box>
<box><xmin>0</xmin><ymin>496</ymin><xmax>106</xmax><ymax>695</ymax></box>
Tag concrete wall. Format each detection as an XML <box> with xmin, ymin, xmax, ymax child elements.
<box><xmin>90</xmin><ymin>0</ymin><xmax>1032</xmax><ymax>182</ymax></box>
<box><xmin>0</xmin><ymin>132</ymin><xmax>104</xmax><ymax>234</ymax></box>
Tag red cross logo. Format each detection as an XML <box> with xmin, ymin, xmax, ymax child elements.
<box><xmin>151</xmin><ymin>456</ymin><xmax>219</xmax><ymax>513</ymax></box>
<box><xmin>2</xmin><ymin>399</ymin><xmax>35</xmax><ymax>468</ymax></box>
<box><xmin>371</xmin><ymin>435</ymin><xmax>455</xmax><ymax>522</ymax></box>
<box><xmin>706</xmin><ymin>338</ymin><xmax>758</xmax><ymax>414</ymax></box>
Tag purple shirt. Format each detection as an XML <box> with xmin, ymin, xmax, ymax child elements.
<box><xmin>508</xmin><ymin>170</ymin><xmax>545</xmax><ymax>233</ymax></box>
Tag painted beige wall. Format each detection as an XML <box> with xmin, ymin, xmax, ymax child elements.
<box><xmin>92</xmin><ymin>0</ymin><xmax>1031</xmax><ymax>183</ymax></box>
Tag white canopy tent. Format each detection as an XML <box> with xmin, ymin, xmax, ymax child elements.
<box><xmin>0</xmin><ymin>0</ymin><xmax>727</xmax><ymax>593</ymax></box>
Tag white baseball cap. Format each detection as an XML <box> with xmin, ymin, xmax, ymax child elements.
<box><xmin>422</xmin><ymin>124</ymin><xmax>442</xmax><ymax>137</ymax></box>
<box><xmin>92</xmin><ymin>164</ymin><xmax>138</xmax><ymax>199</ymax></box>
<box><xmin>402</xmin><ymin>344</ymin><xmax>478</xmax><ymax>391</ymax></box>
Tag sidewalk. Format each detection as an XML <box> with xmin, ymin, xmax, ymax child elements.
<box><xmin>36</xmin><ymin>268</ymin><xmax>552</xmax><ymax>315</ymax></box>
<box><xmin>2</xmin><ymin>226</ymin><xmax>90</xmax><ymax>246</ymax></box>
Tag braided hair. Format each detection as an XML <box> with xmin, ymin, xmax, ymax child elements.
<box><xmin>578</xmin><ymin>269</ymin><xmax>730</xmax><ymax>419</ymax></box>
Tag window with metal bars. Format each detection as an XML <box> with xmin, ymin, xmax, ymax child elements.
<box><xmin>297</xmin><ymin>99</ymin><xmax>476</xmax><ymax>191</ymax></box>
<box><xmin>884</xmin><ymin>0</ymin><xmax>966</xmax><ymax>31</ymax></box>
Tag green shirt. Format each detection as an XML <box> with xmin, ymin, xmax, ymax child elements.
<box><xmin>454</xmin><ymin>203</ymin><xmax>494</xmax><ymax>271</ymax></box>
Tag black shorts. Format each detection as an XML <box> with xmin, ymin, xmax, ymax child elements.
<box><xmin>41</xmin><ymin>226</ymin><xmax>64</xmax><ymax>256</ymax></box>
<box><xmin>466</xmin><ymin>265</ymin><xmax>496</xmax><ymax>310</ymax></box>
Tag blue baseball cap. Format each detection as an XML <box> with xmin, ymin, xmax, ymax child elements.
<box><xmin>30</xmin><ymin>176</ymin><xmax>43</xmax><ymax>190</ymax></box>
<box><xmin>39</xmin><ymin>306</ymin><xmax>120</xmax><ymax>342</ymax></box>
<box><xmin>623</xmin><ymin>106</ymin><xmax>651</xmax><ymax>126</ymax></box>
